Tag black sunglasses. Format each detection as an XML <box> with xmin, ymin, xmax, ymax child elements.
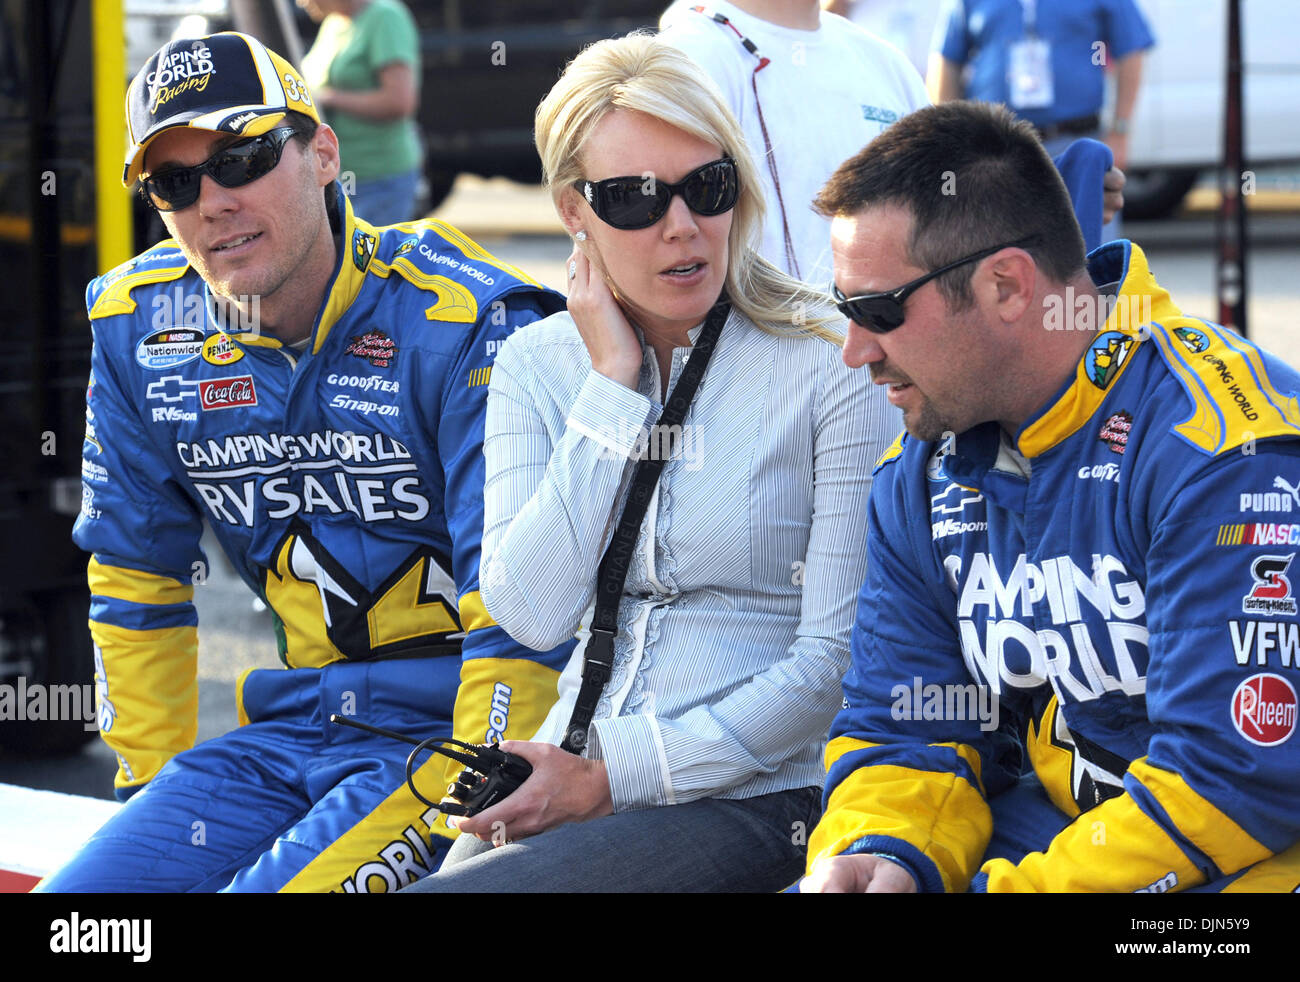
<box><xmin>831</xmin><ymin>235</ymin><xmax>1040</xmax><ymax>333</ymax></box>
<box><xmin>139</xmin><ymin>127</ymin><xmax>298</xmax><ymax>212</ymax></box>
<box><xmin>575</xmin><ymin>157</ymin><xmax>740</xmax><ymax>230</ymax></box>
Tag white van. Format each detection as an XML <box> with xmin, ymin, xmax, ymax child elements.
<box><xmin>1125</xmin><ymin>0</ymin><xmax>1300</xmax><ymax>217</ymax></box>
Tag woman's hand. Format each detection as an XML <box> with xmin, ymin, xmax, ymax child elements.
<box><xmin>448</xmin><ymin>741</ymin><xmax>614</xmax><ymax>844</ymax></box>
<box><xmin>566</xmin><ymin>245</ymin><xmax>642</xmax><ymax>389</ymax></box>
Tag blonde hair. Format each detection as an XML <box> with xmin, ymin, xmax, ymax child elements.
<box><xmin>534</xmin><ymin>32</ymin><xmax>842</xmax><ymax>345</ymax></box>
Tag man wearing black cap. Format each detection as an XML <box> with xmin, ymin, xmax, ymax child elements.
<box><xmin>39</xmin><ymin>32</ymin><xmax>573</xmax><ymax>892</ymax></box>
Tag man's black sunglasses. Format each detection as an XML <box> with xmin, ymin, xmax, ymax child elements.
<box><xmin>575</xmin><ymin>157</ymin><xmax>739</xmax><ymax>230</ymax></box>
<box><xmin>831</xmin><ymin>235</ymin><xmax>1040</xmax><ymax>333</ymax></box>
<box><xmin>139</xmin><ymin>126</ymin><xmax>298</xmax><ymax>212</ymax></box>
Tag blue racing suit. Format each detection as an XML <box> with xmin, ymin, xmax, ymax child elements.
<box><xmin>808</xmin><ymin>241</ymin><xmax>1300</xmax><ymax>892</ymax></box>
<box><xmin>41</xmin><ymin>187</ymin><xmax>573</xmax><ymax>892</ymax></box>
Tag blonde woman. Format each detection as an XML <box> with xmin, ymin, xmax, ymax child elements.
<box><xmin>406</xmin><ymin>33</ymin><xmax>883</xmax><ymax>893</ymax></box>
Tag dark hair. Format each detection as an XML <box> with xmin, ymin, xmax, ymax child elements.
<box><xmin>284</xmin><ymin>110</ymin><xmax>319</xmax><ymax>148</ymax></box>
<box><xmin>814</xmin><ymin>101</ymin><xmax>1086</xmax><ymax>308</ymax></box>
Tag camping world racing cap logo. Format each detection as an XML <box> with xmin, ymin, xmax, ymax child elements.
<box><xmin>1242</xmin><ymin>553</ymin><xmax>1298</xmax><ymax>616</ymax></box>
<box><xmin>1231</xmin><ymin>673</ymin><xmax>1297</xmax><ymax>746</ymax></box>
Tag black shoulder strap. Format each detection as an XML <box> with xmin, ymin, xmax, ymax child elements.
<box><xmin>560</xmin><ymin>300</ymin><xmax>730</xmax><ymax>753</ymax></box>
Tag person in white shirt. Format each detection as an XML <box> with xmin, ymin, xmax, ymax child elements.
<box><xmin>403</xmin><ymin>32</ymin><xmax>877</xmax><ymax>893</ymax></box>
<box><xmin>659</xmin><ymin>0</ymin><xmax>930</xmax><ymax>286</ymax></box>
<box><xmin>657</xmin><ymin>0</ymin><xmax>1125</xmax><ymax>505</ymax></box>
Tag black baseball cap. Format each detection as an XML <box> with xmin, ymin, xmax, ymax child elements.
<box><xmin>123</xmin><ymin>31</ymin><xmax>321</xmax><ymax>187</ymax></box>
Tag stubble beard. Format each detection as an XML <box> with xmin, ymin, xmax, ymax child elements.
<box><xmin>903</xmin><ymin>393</ymin><xmax>953</xmax><ymax>444</ymax></box>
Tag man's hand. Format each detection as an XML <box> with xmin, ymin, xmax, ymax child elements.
<box><xmin>1102</xmin><ymin>165</ymin><xmax>1126</xmax><ymax>225</ymax></box>
<box><xmin>800</xmin><ymin>853</ymin><xmax>919</xmax><ymax>893</ymax></box>
<box><xmin>448</xmin><ymin>741</ymin><xmax>613</xmax><ymax>844</ymax></box>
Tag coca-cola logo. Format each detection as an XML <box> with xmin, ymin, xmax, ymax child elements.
<box><xmin>1230</xmin><ymin>673</ymin><xmax>1297</xmax><ymax>746</ymax></box>
<box><xmin>199</xmin><ymin>375</ymin><xmax>257</xmax><ymax>411</ymax></box>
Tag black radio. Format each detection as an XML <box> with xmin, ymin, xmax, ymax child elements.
<box><xmin>329</xmin><ymin>714</ymin><xmax>532</xmax><ymax>817</ymax></box>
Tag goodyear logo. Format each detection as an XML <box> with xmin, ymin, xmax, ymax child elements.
<box><xmin>467</xmin><ymin>367</ymin><xmax>491</xmax><ymax>388</ymax></box>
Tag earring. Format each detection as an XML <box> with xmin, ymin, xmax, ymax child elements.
<box><xmin>575</xmin><ymin>230</ymin><xmax>587</xmax><ymax>242</ymax></box>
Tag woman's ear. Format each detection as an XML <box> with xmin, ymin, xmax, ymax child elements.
<box><xmin>557</xmin><ymin>187</ymin><xmax>588</xmax><ymax>239</ymax></box>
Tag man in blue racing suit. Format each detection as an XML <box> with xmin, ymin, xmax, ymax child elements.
<box><xmin>800</xmin><ymin>101</ymin><xmax>1300</xmax><ymax>892</ymax></box>
<box><xmin>39</xmin><ymin>32</ymin><xmax>572</xmax><ymax>892</ymax></box>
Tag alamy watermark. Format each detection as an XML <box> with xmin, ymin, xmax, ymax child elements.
<box><xmin>0</xmin><ymin>677</ymin><xmax>97</xmax><ymax>731</ymax></box>
<box><xmin>890</xmin><ymin>676</ymin><xmax>999</xmax><ymax>732</ymax></box>
<box><xmin>50</xmin><ymin>913</ymin><xmax>151</xmax><ymax>962</ymax></box>
<box><xmin>597</xmin><ymin>421</ymin><xmax>703</xmax><ymax>470</ymax></box>
<box><xmin>152</xmin><ymin>284</ymin><xmax>261</xmax><ymax>335</ymax></box>
<box><xmin>1043</xmin><ymin>287</ymin><xmax>1153</xmax><ymax>334</ymax></box>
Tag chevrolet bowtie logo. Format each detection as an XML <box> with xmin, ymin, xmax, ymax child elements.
<box><xmin>146</xmin><ymin>375</ymin><xmax>198</xmax><ymax>403</ymax></box>
<box><xmin>930</xmin><ymin>482</ymin><xmax>984</xmax><ymax>516</ymax></box>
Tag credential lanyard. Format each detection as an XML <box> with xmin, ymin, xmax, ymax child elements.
<box><xmin>1021</xmin><ymin>0</ymin><xmax>1038</xmax><ymax>39</ymax></box>
<box><xmin>688</xmin><ymin>5</ymin><xmax>801</xmax><ymax>279</ymax></box>
<box><xmin>559</xmin><ymin>300</ymin><xmax>730</xmax><ymax>754</ymax></box>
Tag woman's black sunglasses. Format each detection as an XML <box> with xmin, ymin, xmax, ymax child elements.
<box><xmin>139</xmin><ymin>126</ymin><xmax>298</xmax><ymax>212</ymax></box>
<box><xmin>575</xmin><ymin>157</ymin><xmax>740</xmax><ymax>230</ymax></box>
<box><xmin>831</xmin><ymin>235</ymin><xmax>1040</xmax><ymax>333</ymax></box>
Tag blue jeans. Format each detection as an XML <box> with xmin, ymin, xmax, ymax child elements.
<box><xmin>347</xmin><ymin>168</ymin><xmax>421</xmax><ymax>227</ymax></box>
<box><xmin>401</xmin><ymin>785</ymin><xmax>822</xmax><ymax>893</ymax></box>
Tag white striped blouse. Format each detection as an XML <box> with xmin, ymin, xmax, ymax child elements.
<box><xmin>479</xmin><ymin>307</ymin><xmax>897</xmax><ymax>810</ymax></box>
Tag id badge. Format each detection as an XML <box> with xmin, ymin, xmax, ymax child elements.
<box><xmin>1008</xmin><ymin>38</ymin><xmax>1053</xmax><ymax>109</ymax></box>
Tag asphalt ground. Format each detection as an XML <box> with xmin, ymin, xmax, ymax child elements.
<box><xmin>2</xmin><ymin>174</ymin><xmax>1296</xmax><ymax>801</ymax></box>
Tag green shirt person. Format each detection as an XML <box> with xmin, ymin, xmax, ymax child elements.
<box><xmin>300</xmin><ymin>0</ymin><xmax>422</xmax><ymax>224</ymax></box>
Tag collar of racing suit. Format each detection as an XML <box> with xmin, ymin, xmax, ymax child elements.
<box><xmin>1014</xmin><ymin>240</ymin><xmax>1179</xmax><ymax>459</ymax></box>
<box><xmin>223</xmin><ymin>181</ymin><xmax>375</xmax><ymax>357</ymax></box>
<box><xmin>938</xmin><ymin>240</ymin><xmax>1179</xmax><ymax>508</ymax></box>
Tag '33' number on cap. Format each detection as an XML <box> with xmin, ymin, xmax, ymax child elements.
<box><xmin>284</xmin><ymin>72</ymin><xmax>313</xmax><ymax>107</ymax></box>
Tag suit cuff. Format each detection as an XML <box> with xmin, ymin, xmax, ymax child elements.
<box><xmin>844</xmin><ymin>835</ymin><xmax>945</xmax><ymax>893</ymax></box>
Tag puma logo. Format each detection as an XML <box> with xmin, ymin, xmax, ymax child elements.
<box><xmin>1275</xmin><ymin>476</ymin><xmax>1300</xmax><ymax>508</ymax></box>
